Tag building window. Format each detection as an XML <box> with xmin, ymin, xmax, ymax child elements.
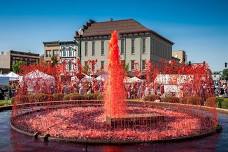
<box><xmin>85</xmin><ymin>41</ymin><xmax>88</xmax><ymax>56</ymax></box>
<box><xmin>142</xmin><ymin>38</ymin><xmax>146</xmax><ymax>53</ymax></box>
<box><xmin>131</xmin><ymin>60</ymin><xmax>135</xmax><ymax>70</ymax></box>
<box><xmin>69</xmin><ymin>47</ymin><xmax>72</xmax><ymax>57</ymax></box>
<box><xmin>92</xmin><ymin>41</ymin><xmax>95</xmax><ymax>56</ymax></box>
<box><xmin>53</xmin><ymin>49</ymin><xmax>59</xmax><ymax>56</ymax></box>
<box><xmin>142</xmin><ymin>60</ymin><xmax>146</xmax><ymax>70</ymax></box>
<box><xmin>62</xmin><ymin>48</ymin><xmax>66</xmax><ymax>57</ymax></box>
<box><xmin>131</xmin><ymin>38</ymin><xmax>135</xmax><ymax>54</ymax></box>
<box><xmin>101</xmin><ymin>40</ymin><xmax>104</xmax><ymax>56</ymax></box>
<box><xmin>46</xmin><ymin>50</ymin><xmax>51</xmax><ymax>57</ymax></box>
<box><xmin>121</xmin><ymin>39</ymin><xmax>124</xmax><ymax>55</ymax></box>
<box><xmin>101</xmin><ymin>60</ymin><xmax>104</xmax><ymax>70</ymax></box>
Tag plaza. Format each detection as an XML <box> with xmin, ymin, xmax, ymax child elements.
<box><xmin>0</xmin><ymin>0</ymin><xmax>228</xmax><ymax>152</ymax></box>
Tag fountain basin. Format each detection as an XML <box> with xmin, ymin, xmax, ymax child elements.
<box><xmin>11</xmin><ymin>101</ymin><xmax>219</xmax><ymax>144</ymax></box>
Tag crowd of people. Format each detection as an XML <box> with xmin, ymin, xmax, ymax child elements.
<box><xmin>214</xmin><ymin>82</ymin><xmax>228</xmax><ymax>97</ymax></box>
<box><xmin>61</xmin><ymin>78</ymin><xmax>166</xmax><ymax>99</ymax></box>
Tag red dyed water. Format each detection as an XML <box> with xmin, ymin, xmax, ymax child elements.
<box><xmin>104</xmin><ymin>31</ymin><xmax>126</xmax><ymax>118</ymax></box>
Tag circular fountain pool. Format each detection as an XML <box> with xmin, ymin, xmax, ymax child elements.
<box><xmin>1</xmin><ymin>109</ymin><xmax>228</xmax><ymax>152</ymax></box>
<box><xmin>11</xmin><ymin>101</ymin><xmax>219</xmax><ymax>144</ymax></box>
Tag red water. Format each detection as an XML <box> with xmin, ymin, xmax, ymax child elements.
<box><xmin>104</xmin><ymin>31</ymin><xmax>126</xmax><ymax>118</ymax></box>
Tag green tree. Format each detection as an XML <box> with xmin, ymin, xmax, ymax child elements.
<box><xmin>222</xmin><ymin>69</ymin><xmax>228</xmax><ymax>80</ymax></box>
<box><xmin>51</xmin><ymin>55</ymin><xmax>58</xmax><ymax>66</ymax></box>
<box><xmin>12</xmin><ymin>61</ymin><xmax>25</xmax><ymax>73</ymax></box>
<box><xmin>124</xmin><ymin>63</ymin><xmax>129</xmax><ymax>73</ymax></box>
<box><xmin>82</xmin><ymin>64</ymin><xmax>90</xmax><ymax>75</ymax></box>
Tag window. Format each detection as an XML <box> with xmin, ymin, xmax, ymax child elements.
<box><xmin>53</xmin><ymin>49</ymin><xmax>59</xmax><ymax>56</ymax></box>
<box><xmin>101</xmin><ymin>61</ymin><xmax>104</xmax><ymax>70</ymax></box>
<box><xmin>131</xmin><ymin>60</ymin><xmax>135</xmax><ymax>70</ymax></box>
<box><xmin>131</xmin><ymin>38</ymin><xmax>135</xmax><ymax>54</ymax></box>
<box><xmin>142</xmin><ymin>38</ymin><xmax>146</xmax><ymax>53</ymax></box>
<box><xmin>142</xmin><ymin>60</ymin><xmax>146</xmax><ymax>70</ymax></box>
<box><xmin>92</xmin><ymin>41</ymin><xmax>95</xmax><ymax>56</ymax></box>
<box><xmin>46</xmin><ymin>50</ymin><xmax>51</xmax><ymax>57</ymax></box>
<box><xmin>101</xmin><ymin>40</ymin><xmax>104</xmax><ymax>56</ymax></box>
<box><xmin>121</xmin><ymin>39</ymin><xmax>124</xmax><ymax>55</ymax></box>
<box><xmin>85</xmin><ymin>41</ymin><xmax>88</xmax><ymax>56</ymax></box>
<box><xmin>62</xmin><ymin>47</ymin><xmax>66</xmax><ymax>57</ymax></box>
<box><xmin>69</xmin><ymin>47</ymin><xmax>72</xmax><ymax>57</ymax></box>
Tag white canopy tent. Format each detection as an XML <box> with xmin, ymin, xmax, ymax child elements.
<box><xmin>96</xmin><ymin>74</ymin><xmax>108</xmax><ymax>81</ymax></box>
<box><xmin>81</xmin><ymin>75</ymin><xmax>94</xmax><ymax>82</ymax></box>
<box><xmin>124</xmin><ymin>76</ymin><xmax>143</xmax><ymax>83</ymax></box>
<box><xmin>6</xmin><ymin>72</ymin><xmax>20</xmax><ymax>81</ymax></box>
<box><xmin>21</xmin><ymin>70</ymin><xmax>55</xmax><ymax>93</ymax></box>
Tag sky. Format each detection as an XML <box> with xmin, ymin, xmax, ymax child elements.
<box><xmin>0</xmin><ymin>0</ymin><xmax>227</xmax><ymax>71</ymax></box>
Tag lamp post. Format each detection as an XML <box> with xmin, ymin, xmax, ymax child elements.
<box><xmin>78</xmin><ymin>28</ymin><xmax>84</xmax><ymax>64</ymax></box>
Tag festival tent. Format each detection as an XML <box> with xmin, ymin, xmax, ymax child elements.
<box><xmin>81</xmin><ymin>75</ymin><xmax>94</xmax><ymax>82</ymax></box>
<box><xmin>128</xmin><ymin>76</ymin><xmax>143</xmax><ymax>83</ymax></box>
<box><xmin>6</xmin><ymin>72</ymin><xmax>20</xmax><ymax>81</ymax></box>
<box><xmin>21</xmin><ymin>70</ymin><xmax>55</xmax><ymax>93</ymax></box>
<box><xmin>96</xmin><ymin>74</ymin><xmax>108</xmax><ymax>81</ymax></box>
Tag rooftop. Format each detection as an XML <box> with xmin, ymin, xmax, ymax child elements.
<box><xmin>43</xmin><ymin>41</ymin><xmax>75</xmax><ymax>46</ymax></box>
<box><xmin>76</xmin><ymin>19</ymin><xmax>174</xmax><ymax>44</ymax></box>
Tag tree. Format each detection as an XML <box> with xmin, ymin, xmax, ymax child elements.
<box><xmin>124</xmin><ymin>63</ymin><xmax>129</xmax><ymax>73</ymax></box>
<box><xmin>222</xmin><ymin>68</ymin><xmax>228</xmax><ymax>80</ymax></box>
<box><xmin>82</xmin><ymin>64</ymin><xmax>90</xmax><ymax>75</ymax></box>
<box><xmin>12</xmin><ymin>61</ymin><xmax>25</xmax><ymax>73</ymax></box>
<box><xmin>51</xmin><ymin>55</ymin><xmax>58</xmax><ymax>66</ymax></box>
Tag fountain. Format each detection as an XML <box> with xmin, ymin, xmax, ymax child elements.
<box><xmin>104</xmin><ymin>31</ymin><xmax>126</xmax><ymax>118</ymax></box>
<box><xmin>105</xmin><ymin>31</ymin><xmax>165</xmax><ymax>128</ymax></box>
<box><xmin>10</xmin><ymin>31</ymin><xmax>220</xmax><ymax>144</ymax></box>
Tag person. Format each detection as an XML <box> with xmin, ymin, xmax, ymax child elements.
<box><xmin>0</xmin><ymin>88</ymin><xmax>4</xmax><ymax>100</ymax></box>
<box><xmin>199</xmin><ymin>84</ymin><xmax>206</xmax><ymax>105</ymax></box>
<box><xmin>79</xmin><ymin>83</ymin><xmax>84</xmax><ymax>95</ymax></box>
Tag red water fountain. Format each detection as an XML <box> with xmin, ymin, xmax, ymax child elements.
<box><xmin>104</xmin><ymin>31</ymin><xmax>126</xmax><ymax>118</ymax></box>
<box><xmin>10</xmin><ymin>31</ymin><xmax>220</xmax><ymax>144</ymax></box>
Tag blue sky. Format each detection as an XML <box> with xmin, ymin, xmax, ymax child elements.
<box><xmin>0</xmin><ymin>0</ymin><xmax>227</xmax><ymax>71</ymax></box>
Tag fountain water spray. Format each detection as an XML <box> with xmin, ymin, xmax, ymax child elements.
<box><xmin>105</xmin><ymin>31</ymin><xmax>126</xmax><ymax>118</ymax></box>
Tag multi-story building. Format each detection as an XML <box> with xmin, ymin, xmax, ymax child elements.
<box><xmin>172</xmin><ymin>50</ymin><xmax>187</xmax><ymax>64</ymax></box>
<box><xmin>0</xmin><ymin>50</ymin><xmax>40</xmax><ymax>74</ymax></box>
<box><xmin>43</xmin><ymin>41</ymin><xmax>77</xmax><ymax>71</ymax></box>
<box><xmin>75</xmin><ymin>19</ymin><xmax>174</xmax><ymax>72</ymax></box>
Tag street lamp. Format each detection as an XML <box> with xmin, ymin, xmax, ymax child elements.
<box><xmin>78</xmin><ymin>28</ymin><xmax>84</xmax><ymax>64</ymax></box>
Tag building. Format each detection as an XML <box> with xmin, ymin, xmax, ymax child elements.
<box><xmin>0</xmin><ymin>50</ymin><xmax>40</xmax><ymax>74</ymax></box>
<box><xmin>172</xmin><ymin>50</ymin><xmax>187</xmax><ymax>64</ymax></box>
<box><xmin>43</xmin><ymin>41</ymin><xmax>77</xmax><ymax>71</ymax></box>
<box><xmin>75</xmin><ymin>19</ymin><xmax>174</xmax><ymax>72</ymax></box>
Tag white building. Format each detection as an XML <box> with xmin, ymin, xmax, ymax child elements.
<box><xmin>43</xmin><ymin>41</ymin><xmax>77</xmax><ymax>72</ymax></box>
<box><xmin>75</xmin><ymin>19</ymin><xmax>174</xmax><ymax>72</ymax></box>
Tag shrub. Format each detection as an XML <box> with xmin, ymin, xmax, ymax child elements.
<box><xmin>143</xmin><ymin>95</ymin><xmax>160</xmax><ymax>101</ymax></box>
<box><xmin>63</xmin><ymin>94</ymin><xmax>72</xmax><ymax>100</ymax></box>
<box><xmin>181</xmin><ymin>96</ymin><xmax>201</xmax><ymax>105</ymax></box>
<box><xmin>63</xmin><ymin>93</ymin><xmax>103</xmax><ymax>101</ymax></box>
<box><xmin>28</xmin><ymin>93</ymin><xmax>51</xmax><ymax>103</ymax></box>
<box><xmin>205</xmin><ymin>97</ymin><xmax>216</xmax><ymax>107</ymax></box>
<box><xmin>161</xmin><ymin>96</ymin><xmax>179</xmax><ymax>103</ymax></box>
<box><xmin>70</xmin><ymin>93</ymin><xmax>85</xmax><ymax>100</ymax></box>
<box><xmin>14</xmin><ymin>95</ymin><xmax>29</xmax><ymax>104</ymax></box>
<box><xmin>52</xmin><ymin>93</ymin><xmax>64</xmax><ymax>101</ymax></box>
